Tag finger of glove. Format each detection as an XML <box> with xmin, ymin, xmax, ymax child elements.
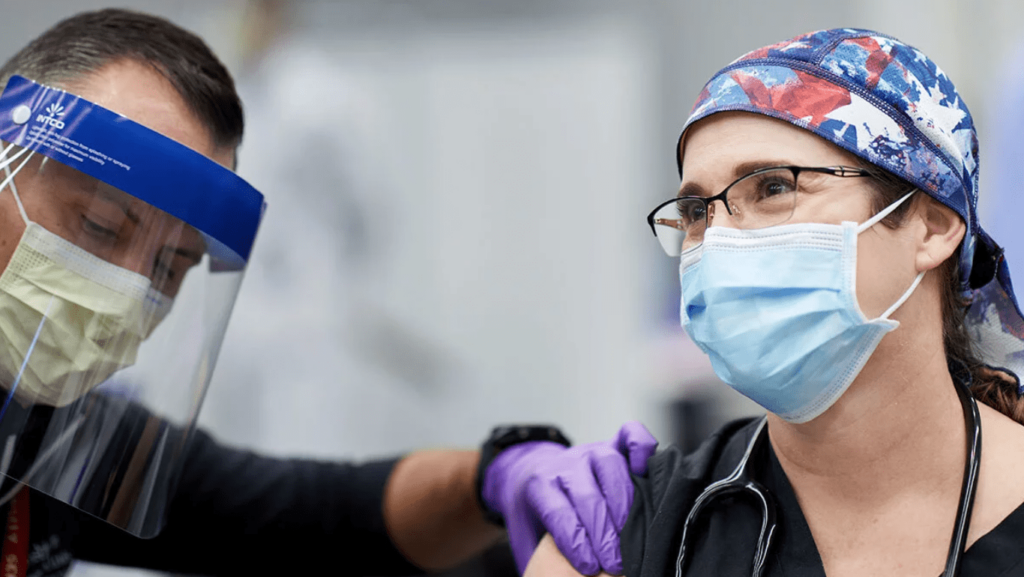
<box><xmin>557</xmin><ymin>464</ymin><xmax>623</xmax><ymax>574</ymax></box>
<box><xmin>615</xmin><ymin>421</ymin><xmax>659</xmax><ymax>476</ymax></box>
<box><xmin>588</xmin><ymin>446</ymin><xmax>634</xmax><ymax>532</ymax></box>
<box><xmin>528</xmin><ymin>478</ymin><xmax>601</xmax><ymax>575</ymax></box>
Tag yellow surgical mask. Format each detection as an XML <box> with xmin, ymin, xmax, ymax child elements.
<box><xmin>0</xmin><ymin>152</ymin><xmax>169</xmax><ymax>406</ymax></box>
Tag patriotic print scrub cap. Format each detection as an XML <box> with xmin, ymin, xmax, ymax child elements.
<box><xmin>679</xmin><ymin>28</ymin><xmax>1024</xmax><ymax>388</ymax></box>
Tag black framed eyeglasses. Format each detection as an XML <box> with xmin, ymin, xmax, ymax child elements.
<box><xmin>646</xmin><ymin>165</ymin><xmax>873</xmax><ymax>256</ymax></box>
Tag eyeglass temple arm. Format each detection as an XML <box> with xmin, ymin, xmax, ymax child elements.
<box><xmin>653</xmin><ymin>217</ymin><xmax>688</xmax><ymax>231</ymax></box>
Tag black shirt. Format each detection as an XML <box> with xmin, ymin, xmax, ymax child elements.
<box><xmin>6</xmin><ymin>426</ymin><xmax>421</xmax><ymax>577</ymax></box>
<box><xmin>622</xmin><ymin>418</ymin><xmax>1024</xmax><ymax>576</ymax></box>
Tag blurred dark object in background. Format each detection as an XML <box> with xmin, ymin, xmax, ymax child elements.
<box><xmin>670</xmin><ymin>390</ymin><xmax>729</xmax><ymax>455</ymax></box>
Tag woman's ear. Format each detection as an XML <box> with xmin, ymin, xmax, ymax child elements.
<box><xmin>915</xmin><ymin>194</ymin><xmax>966</xmax><ymax>273</ymax></box>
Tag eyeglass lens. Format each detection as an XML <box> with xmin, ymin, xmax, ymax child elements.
<box><xmin>651</xmin><ymin>168</ymin><xmax>799</xmax><ymax>256</ymax></box>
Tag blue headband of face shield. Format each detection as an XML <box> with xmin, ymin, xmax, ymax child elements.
<box><xmin>0</xmin><ymin>75</ymin><xmax>265</xmax><ymax>271</ymax></box>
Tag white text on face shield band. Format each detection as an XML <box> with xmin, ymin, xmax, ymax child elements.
<box><xmin>678</xmin><ymin>191</ymin><xmax>923</xmax><ymax>423</ymax></box>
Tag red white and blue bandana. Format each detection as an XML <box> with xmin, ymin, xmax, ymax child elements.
<box><xmin>679</xmin><ymin>28</ymin><xmax>1024</xmax><ymax>388</ymax></box>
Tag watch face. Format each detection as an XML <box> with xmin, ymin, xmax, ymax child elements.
<box><xmin>492</xmin><ymin>425</ymin><xmax>571</xmax><ymax>450</ymax></box>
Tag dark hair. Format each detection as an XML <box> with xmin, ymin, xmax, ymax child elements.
<box><xmin>0</xmin><ymin>8</ymin><xmax>243</xmax><ymax>150</ymax></box>
<box><xmin>861</xmin><ymin>162</ymin><xmax>1024</xmax><ymax>424</ymax></box>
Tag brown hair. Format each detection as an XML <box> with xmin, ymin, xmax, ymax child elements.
<box><xmin>0</xmin><ymin>8</ymin><xmax>243</xmax><ymax>150</ymax></box>
<box><xmin>862</xmin><ymin>162</ymin><xmax>1024</xmax><ymax>424</ymax></box>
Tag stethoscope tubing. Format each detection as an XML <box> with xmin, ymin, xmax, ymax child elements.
<box><xmin>674</xmin><ymin>378</ymin><xmax>981</xmax><ymax>577</ymax></box>
<box><xmin>943</xmin><ymin>375</ymin><xmax>982</xmax><ymax>577</ymax></box>
<box><xmin>675</xmin><ymin>417</ymin><xmax>776</xmax><ymax>577</ymax></box>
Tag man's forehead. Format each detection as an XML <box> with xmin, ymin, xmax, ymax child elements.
<box><xmin>59</xmin><ymin>59</ymin><xmax>233</xmax><ymax>168</ymax></box>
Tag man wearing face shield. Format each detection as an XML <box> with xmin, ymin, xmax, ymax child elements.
<box><xmin>0</xmin><ymin>9</ymin><xmax>655</xmax><ymax>577</ymax></box>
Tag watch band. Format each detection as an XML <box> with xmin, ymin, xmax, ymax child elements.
<box><xmin>476</xmin><ymin>425</ymin><xmax>572</xmax><ymax>527</ymax></box>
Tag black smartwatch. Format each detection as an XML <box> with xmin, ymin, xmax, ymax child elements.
<box><xmin>475</xmin><ymin>425</ymin><xmax>572</xmax><ymax>527</ymax></box>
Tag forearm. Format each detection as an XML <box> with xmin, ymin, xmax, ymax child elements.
<box><xmin>74</xmin><ymin>431</ymin><xmax>421</xmax><ymax>576</ymax></box>
<box><xmin>383</xmin><ymin>449</ymin><xmax>506</xmax><ymax>571</ymax></box>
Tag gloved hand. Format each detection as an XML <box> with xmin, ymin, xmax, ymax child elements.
<box><xmin>481</xmin><ymin>421</ymin><xmax>658</xmax><ymax>575</ymax></box>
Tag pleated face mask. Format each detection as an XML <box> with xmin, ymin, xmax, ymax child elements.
<box><xmin>673</xmin><ymin>28</ymin><xmax>1024</xmax><ymax>399</ymax></box>
<box><xmin>680</xmin><ymin>191</ymin><xmax>921</xmax><ymax>423</ymax></box>
<box><xmin>0</xmin><ymin>75</ymin><xmax>264</xmax><ymax>538</ymax></box>
<box><xmin>0</xmin><ymin>152</ymin><xmax>172</xmax><ymax>406</ymax></box>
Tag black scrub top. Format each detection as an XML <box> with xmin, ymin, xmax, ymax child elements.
<box><xmin>621</xmin><ymin>418</ymin><xmax>1024</xmax><ymax>576</ymax></box>
<box><xmin>0</xmin><ymin>391</ymin><xmax>421</xmax><ymax>576</ymax></box>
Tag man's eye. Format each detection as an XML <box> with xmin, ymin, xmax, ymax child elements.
<box><xmin>81</xmin><ymin>216</ymin><xmax>118</xmax><ymax>240</ymax></box>
<box><xmin>153</xmin><ymin>260</ymin><xmax>177</xmax><ymax>282</ymax></box>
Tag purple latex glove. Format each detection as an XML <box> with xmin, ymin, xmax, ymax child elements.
<box><xmin>481</xmin><ymin>421</ymin><xmax>658</xmax><ymax>575</ymax></box>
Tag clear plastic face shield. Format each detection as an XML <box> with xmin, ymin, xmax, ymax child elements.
<box><xmin>0</xmin><ymin>76</ymin><xmax>264</xmax><ymax>537</ymax></box>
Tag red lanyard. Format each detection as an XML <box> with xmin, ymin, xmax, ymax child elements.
<box><xmin>1</xmin><ymin>489</ymin><xmax>28</xmax><ymax>577</ymax></box>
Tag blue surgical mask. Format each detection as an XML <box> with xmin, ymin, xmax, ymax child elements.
<box><xmin>679</xmin><ymin>191</ymin><xmax>922</xmax><ymax>423</ymax></box>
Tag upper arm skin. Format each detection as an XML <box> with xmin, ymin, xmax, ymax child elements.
<box><xmin>524</xmin><ymin>534</ymin><xmax>615</xmax><ymax>577</ymax></box>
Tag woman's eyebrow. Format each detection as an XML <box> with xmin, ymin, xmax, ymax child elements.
<box><xmin>677</xmin><ymin>159</ymin><xmax>795</xmax><ymax>198</ymax></box>
<box><xmin>677</xmin><ymin>181</ymin><xmax>706</xmax><ymax>198</ymax></box>
<box><xmin>730</xmin><ymin>159</ymin><xmax>794</xmax><ymax>178</ymax></box>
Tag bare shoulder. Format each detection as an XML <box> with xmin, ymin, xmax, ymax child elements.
<box><xmin>969</xmin><ymin>403</ymin><xmax>1024</xmax><ymax>545</ymax></box>
<box><xmin>524</xmin><ymin>535</ymin><xmax>615</xmax><ymax>577</ymax></box>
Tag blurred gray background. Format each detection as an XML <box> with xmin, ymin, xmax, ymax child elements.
<box><xmin>0</xmin><ymin>0</ymin><xmax>1021</xmax><ymax>574</ymax></box>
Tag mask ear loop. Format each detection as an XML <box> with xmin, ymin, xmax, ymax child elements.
<box><xmin>0</xmin><ymin>147</ymin><xmax>86</xmax><ymax>505</ymax></box>
<box><xmin>0</xmin><ymin>147</ymin><xmax>43</xmax><ymax>413</ymax></box>
<box><xmin>880</xmin><ymin>271</ymin><xmax>926</xmax><ymax>320</ymax></box>
<box><xmin>854</xmin><ymin>189</ymin><xmax>927</xmax><ymax>320</ymax></box>
<box><xmin>0</xmin><ymin>149</ymin><xmax>36</xmax><ymax>225</ymax></box>
<box><xmin>856</xmin><ymin>189</ymin><xmax>917</xmax><ymax>234</ymax></box>
<box><xmin>0</xmin><ymin>143</ymin><xmax>31</xmax><ymax>173</ymax></box>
